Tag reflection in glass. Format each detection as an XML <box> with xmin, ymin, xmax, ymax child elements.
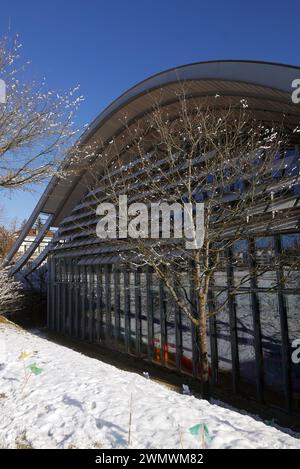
<box><xmin>118</xmin><ymin>272</ymin><xmax>125</xmax><ymax>348</ymax></box>
<box><xmin>151</xmin><ymin>273</ymin><xmax>161</xmax><ymax>363</ymax></box>
<box><xmin>235</xmin><ymin>293</ymin><xmax>256</xmax><ymax>389</ymax></box>
<box><xmin>215</xmin><ymin>292</ymin><xmax>232</xmax><ymax>385</ymax></box>
<box><xmin>129</xmin><ymin>272</ymin><xmax>136</xmax><ymax>353</ymax></box>
<box><xmin>258</xmin><ymin>292</ymin><xmax>284</xmax><ymax>405</ymax></box>
<box><xmin>139</xmin><ymin>272</ymin><xmax>148</xmax><ymax>356</ymax></box>
<box><xmin>165</xmin><ymin>289</ymin><xmax>176</xmax><ymax>368</ymax></box>
<box><xmin>255</xmin><ymin>237</ymin><xmax>277</xmax><ymax>288</ymax></box>
<box><xmin>285</xmin><ymin>294</ymin><xmax>300</xmax><ymax>412</ymax></box>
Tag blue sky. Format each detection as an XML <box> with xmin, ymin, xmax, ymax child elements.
<box><xmin>1</xmin><ymin>0</ymin><xmax>299</xmax><ymax>224</ymax></box>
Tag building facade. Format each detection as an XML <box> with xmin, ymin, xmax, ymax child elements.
<box><xmin>7</xmin><ymin>61</ymin><xmax>300</xmax><ymax>417</ymax></box>
<box><xmin>16</xmin><ymin>228</ymin><xmax>54</xmax><ymax>259</ymax></box>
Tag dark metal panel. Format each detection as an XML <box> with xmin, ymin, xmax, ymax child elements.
<box><xmin>159</xmin><ymin>280</ymin><xmax>166</xmax><ymax>367</ymax></box>
<box><xmin>208</xmin><ymin>289</ymin><xmax>218</xmax><ymax>386</ymax></box>
<box><xmin>174</xmin><ymin>293</ymin><xmax>182</xmax><ymax>371</ymax></box>
<box><xmin>135</xmin><ymin>270</ymin><xmax>141</xmax><ymax>357</ymax></box>
<box><xmin>227</xmin><ymin>247</ymin><xmax>240</xmax><ymax>394</ymax></box>
<box><xmin>114</xmin><ymin>269</ymin><xmax>121</xmax><ymax>343</ymax></box>
<box><xmin>146</xmin><ymin>268</ymin><xmax>154</xmax><ymax>360</ymax></box>
<box><xmin>80</xmin><ymin>265</ymin><xmax>87</xmax><ymax>340</ymax></box>
<box><xmin>124</xmin><ymin>270</ymin><xmax>130</xmax><ymax>353</ymax></box>
<box><xmin>100</xmin><ymin>265</ymin><xmax>106</xmax><ymax>341</ymax></box>
<box><xmin>68</xmin><ymin>260</ymin><xmax>73</xmax><ymax>335</ymax></box>
<box><xmin>61</xmin><ymin>259</ymin><xmax>67</xmax><ymax>335</ymax></box>
<box><xmin>248</xmin><ymin>238</ymin><xmax>265</xmax><ymax>403</ymax></box>
<box><xmin>48</xmin><ymin>257</ymin><xmax>55</xmax><ymax>330</ymax></box>
<box><xmin>47</xmin><ymin>257</ymin><xmax>51</xmax><ymax>329</ymax></box>
<box><xmin>74</xmin><ymin>262</ymin><xmax>79</xmax><ymax>338</ymax></box>
<box><xmin>55</xmin><ymin>260</ymin><xmax>61</xmax><ymax>333</ymax></box>
<box><xmin>274</xmin><ymin>234</ymin><xmax>293</xmax><ymax>413</ymax></box>
<box><xmin>190</xmin><ymin>281</ymin><xmax>199</xmax><ymax>378</ymax></box>
<box><xmin>105</xmin><ymin>265</ymin><xmax>112</xmax><ymax>341</ymax></box>
<box><xmin>88</xmin><ymin>265</ymin><xmax>94</xmax><ymax>343</ymax></box>
<box><xmin>96</xmin><ymin>265</ymin><xmax>102</xmax><ymax>342</ymax></box>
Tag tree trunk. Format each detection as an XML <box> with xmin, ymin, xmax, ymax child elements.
<box><xmin>198</xmin><ymin>293</ymin><xmax>210</xmax><ymax>400</ymax></box>
<box><xmin>192</xmin><ymin>249</ymin><xmax>210</xmax><ymax>400</ymax></box>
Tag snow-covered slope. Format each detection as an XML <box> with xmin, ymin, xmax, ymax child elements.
<box><xmin>0</xmin><ymin>323</ymin><xmax>299</xmax><ymax>449</ymax></box>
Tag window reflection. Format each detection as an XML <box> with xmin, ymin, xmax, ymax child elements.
<box><xmin>235</xmin><ymin>293</ymin><xmax>256</xmax><ymax>393</ymax></box>
<box><xmin>140</xmin><ymin>273</ymin><xmax>148</xmax><ymax>356</ymax></box>
<box><xmin>255</xmin><ymin>237</ymin><xmax>277</xmax><ymax>288</ymax></box>
<box><xmin>151</xmin><ymin>273</ymin><xmax>161</xmax><ymax>363</ymax></box>
<box><xmin>258</xmin><ymin>292</ymin><xmax>284</xmax><ymax>406</ymax></box>
<box><xmin>215</xmin><ymin>292</ymin><xmax>232</xmax><ymax>387</ymax></box>
<box><xmin>285</xmin><ymin>294</ymin><xmax>300</xmax><ymax>412</ymax></box>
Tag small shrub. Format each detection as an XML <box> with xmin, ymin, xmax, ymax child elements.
<box><xmin>15</xmin><ymin>432</ymin><xmax>33</xmax><ymax>449</ymax></box>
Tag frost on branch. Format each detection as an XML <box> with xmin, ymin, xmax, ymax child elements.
<box><xmin>0</xmin><ymin>266</ymin><xmax>23</xmax><ymax>315</ymax></box>
<box><xmin>0</xmin><ymin>35</ymin><xmax>85</xmax><ymax>190</ymax></box>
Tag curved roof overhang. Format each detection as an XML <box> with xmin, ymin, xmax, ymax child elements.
<box><xmin>42</xmin><ymin>60</ymin><xmax>300</xmax><ymax>226</ymax></box>
<box><xmin>5</xmin><ymin>60</ymin><xmax>300</xmax><ymax>267</ymax></box>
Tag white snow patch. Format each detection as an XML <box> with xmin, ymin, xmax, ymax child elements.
<box><xmin>0</xmin><ymin>323</ymin><xmax>299</xmax><ymax>449</ymax></box>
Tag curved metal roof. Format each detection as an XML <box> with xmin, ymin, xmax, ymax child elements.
<box><xmin>6</xmin><ymin>60</ymin><xmax>300</xmax><ymax>267</ymax></box>
<box><xmin>45</xmin><ymin>60</ymin><xmax>300</xmax><ymax>224</ymax></box>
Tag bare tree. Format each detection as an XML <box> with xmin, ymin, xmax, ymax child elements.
<box><xmin>0</xmin><ymin>215</ymin><xmax>20</xmax><ymax>261</ymax></box>
<box><xmin>0</xmin><ymin>35</ymin><xmax>84</xmax><ymax>190</ymax></box>
<box><xmin>0</xmin><ymin>266</ymin><xmax>23</xmax><ymax>315</ymax></box>
<box><xmin>0</xmin><ymin>226</ymin><xmax>15</xmax><ymax>261</ymax></box>
<box><xmin>84</xmin><ymin>93</ymin><xmax>299</xmax><ymax>398</ymax></box>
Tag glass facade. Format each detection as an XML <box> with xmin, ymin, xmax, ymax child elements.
<box><xmin>48</xmin><ymin>231</ymin><xmax>300</xmax><ymax>416</ymax></box>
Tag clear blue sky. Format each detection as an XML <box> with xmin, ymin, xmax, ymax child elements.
<box><xmin>1</xmin><ymin>0</ymin><xmax>299</xmax><ymax>225</ymax></box>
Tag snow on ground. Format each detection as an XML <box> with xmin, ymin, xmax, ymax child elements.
<box><xmin>0</xmin><ymin>322</ymin><xmax>299</xmax><ymax>449</ymax></box>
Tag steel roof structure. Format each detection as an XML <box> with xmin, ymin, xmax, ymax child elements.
<box><xmin>6</xmin><ymin>60</ymin><xmax>300</xmax><ymax>273</ymax></box>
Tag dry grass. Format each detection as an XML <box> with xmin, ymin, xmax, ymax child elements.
<box><xmin>93</xmin><ymin>441</ymin><xmax>103</xmax><ymax>448</ymax></box>
<box><xmin>0</xmin><ymin>315</ymin><xmax>24</xmax><ymax>331</ymax></box>
<box><xmin>15</xmin><ymin>432</ymin><xmax>33</xmax><ymax>449</ymax></box>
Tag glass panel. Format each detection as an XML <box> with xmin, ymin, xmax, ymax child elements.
<box><xmin>118</xmin><ymin>272</ymin><xmax>125</xmax><ymax>349</ymax></box>
<box><xmin>86</xmin><ymin>266</ymin><xmax>95</xmax><ymax>341</ymax></box>
<box><xmin>214</xmin><ymin>270</ymin><xmax>227</xmax><ymax>287</ymax></box>
<box><xmin>151</xmin><ymin>273</ymin><xmax>161</xmax><ymax>363</ymax></box>
<box><xmin>112</xmin><ymin>270</ymin><xmax>120</xmax><ymax>344</ymax></box>
<box><xmin>258</xmin><ymin>292</ymin><xmax>284</xmax><ymax>406</ymax></box>
<box><xmin>235</xmin><ymin>293</ymin><xmax>256</xmax><ymax>395</ymax></box>
<box><xmin>94</xmin><ymin>267</ymin><xmax>101</xmax><ymax>342</ymax></box>
<box><xmin>285</xmin><ymin>294</ymin><xmax>300</xmax><ymax>412</ymax></box>
<box><xmin>80</xmin><ymin>266</ymin><xmax>88</xmax><ymax>340</ymax></box>
<box><xmin>255</xmin><ymin>237</ymin><xmax>277</xmax><ymax>288</ymax></box>
<box><xmin>90</xmin><ymin>267</ymin><xmax>96</xmax><ymax>341</ymax></box>
<box><xmin>140</xmin><ymin>272</ymin><xmax>148</xmax><ymax>356</ymax></box>
<box><xmin>129</xmin><ymin>272</ymin><xmax>136</xmax><ymax>353</ymax></box>
<box><xmin>66</xmin><ymin>261</ymin><xmax>72</xmax><ymax>334</ymax></box>
<box><xmin>215</xmin><ymin>291</ymin><xmax>232</xmax><ymax>387</ymax></box>
<box><xmin>55</xmin><ymin>261</ymin><xmax>62</xmax><ymax>331</ymax></box>
<box><xmin>233</xmin><ymin>240</ymin><xmax>250</xmax><ymax>288</ymax></box>
<box><xmin>101</xmin><ymin>269</ymin><xmax>106</xmax><ymax>331</ymax></box>
<box><xmin>105</xmin><ymin>267</ymin><xmax>112</xmax><ymax>339</ymax></box>
<box><xmin>178</xmin><ymin>277</ymin><xmax>193</xmax><ymax>374</ymax></box>
<box><xmin>86</xmin><ymin>267</ymin><xmax>91</xmax><ymax>323</ymax></box>
<box><xmin>165</xmin><ymin>288</ymin><xmax>176</xmax><ymax>368</ymax></box>
<box><xmin>281</xmin><ymin>233</ymin><xmax>300</xmax><ymax>289</ymax></box>
<box><xmin>93</xmin><ymin>268</ymin><xmax>98</xmax><ymax>322</ymax></box>
<box><xmin>73</xmin><ymin>263</ymin><xmax>80</xmax><ymax>337</ymax></box>
<box><xmin>110</xmin><ymin>271</ymin><xmax>115</xmax><ymax>336</ymax></box>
